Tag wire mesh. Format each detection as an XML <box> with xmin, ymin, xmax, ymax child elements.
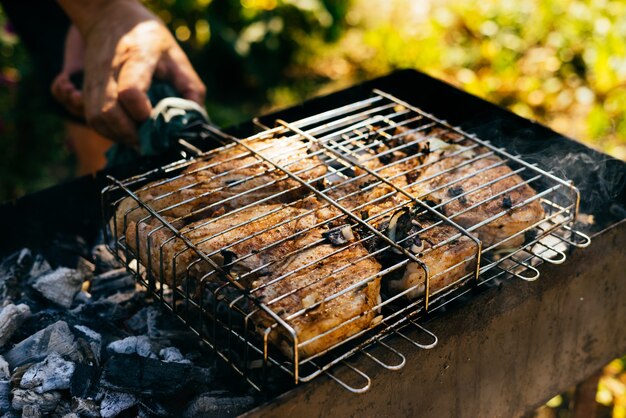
<box><xmin>102</xmin><ymin>90</ymin><xmax>590</xmax><ymax>393</ymax></box>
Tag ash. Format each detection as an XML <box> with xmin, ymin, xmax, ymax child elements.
<box><xmin>0</xmin><ymin>235</ymin><xmax>257</xmax><ymax>418</ymax></box>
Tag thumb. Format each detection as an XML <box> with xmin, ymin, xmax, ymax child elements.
<box><xmin>117</xmin><ymin>55</ymin><xmax>159</xmax><ymax>122</ymax></box>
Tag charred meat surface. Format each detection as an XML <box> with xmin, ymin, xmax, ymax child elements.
<box><xmin>402</xmin><ymin>128</ymin><xmax>545</xmax><ymax>248</ymax></box>
<box><xmin>125</xmin><ymin>198</ymin><xmax>382</xmax><ymax>358</ymax></box>
<box><xmin>383</xmin><ymin>213</ymin><xmax>478</xmax><ymax>300</ymax></box>
<box><xmin>253</xmin><ymin>231</ymin><xmax>381</xmax><ymax>359</ymax></box>
<box><xmin>113</xmin><ymin>135</ymin><xmax>327</xmax><ymax>238</ymax></box>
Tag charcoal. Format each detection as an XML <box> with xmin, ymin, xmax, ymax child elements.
<box><xmin>27</xmin><ymin>255</ymin><xmax>52</xmax><ymax>282</ymax></box>
<box><xmin>103</xmin><ymin>354</ymin><xmax>214</xmax><ymax>396</ymax></box>
<box><xmin>92</xmin><ymin>244</ymin><xmax>121</xmax><ymax>274</ymax></box>
<box><xmin>107</xmin><ymin>336</ymin><xmax>156</xmax><ymax>359</ymax></box>
<box><xmin>0</xmin><ymin>249</ymin><xmax>33</xmax><ymax>301</ymax></box>
<box><xmin>159</xmin><ymin>347</ymin><xmax>190</xmax><ymax>364</ymax></box>
<box><xmin>89</xmin><ymin>269</ymin><xmax>135</xmax><ymax>299</ymax></box>
<box><xmin>4</xmin><ymin>321</ymin><xmax>82</xmax><ymax>369</ymax></box>
<box><xmin>124</xmin><ymin>307</ymin><xmax>149</xmax><ymax>334</ymax></box>
<box><xmin>0</xmin><ymin>380</ymin><xmax>10</xmax><ymax>413</ymax></box>
<box><xmin>0</xmin><ymin>357</ymin><xmax>9</xmax><ymax>379</ymax></box>
<box><xmin>70</xmin><ymin>397</ymin><xmax>99</xmax><ymax>418</ymax></box>
<box><xmin>182</xmin><ymin>391</ymin><xmax>255</xmax><ymax>418</ymax></box>
<box><xmin>99</xmin><ymin>390</ymin><xmax>137</xmax><ymax>418</ymax></box>
<box><xmin>21</xmin><ymin>405</ymin><xmax>41</xmax><ymax>418</ymax></box>
<box><xmin>20</xmin><ymin>352</ymin><xmax>75</xmax><ymax>393</ymax></box>
<box><xmin>32</xmin><ymin>268</ymin><xmax>84</xmax><ymax>308</ymax></box>
<box><xmin>146</xmin><ymin>307</ymin><xmax>196</xmax><ymax>347</ymax></box>
<box><xmin>71</xmin><ymin>291</ymin><xmax>146</xmax><ymax>325</ymax></box>
<box><xmin>11</xmin><ymin>389</ymin><xmax>61</xmax><ymax>413</ymax></box>
<box><xmin>51</xmin><ymin>401</ymin><xmax>71</xmax><ymax>418</ymax></box>
<box><xmin>73</xmin><ymin>326</ymin><xmax>102</xmax><ymax>363</ymax></box>
<box><xmin>70</xmin><ymin>364</ymin><xmax>100</xmax><ymax>399</ymax></box>
<box><xmin>0</xmin><ymin>304</ymin><xmax>31</xmax><ymax>347</ymax></box>
<box><xmin>137</xmin><ymin>399</ymin><xmax>172</xmax><ymax>418</ymax></box>
<box><xmin>12</xmin><ymin>310</ymin><xmax>70</xmax><ymax>343</ymax></box>
<box><xmin>73</xmin><ymin>292</ymin><xmax>92</xmax><ymax>306</ymax></box>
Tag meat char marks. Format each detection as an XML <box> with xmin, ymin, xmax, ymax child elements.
<box><xmin>125</xmin><ymin>198</ymin><xmax>382</xmax><ymax>359</ymax></box>
<box><xmin>113</xmin><ymin>135</ymin><xmax>327</xmax><ymax>238</ymax></box>
<box><xmin>400</xmin><ymin>127</ymin><xmax>546</xmax><ymax>248</ymax></box>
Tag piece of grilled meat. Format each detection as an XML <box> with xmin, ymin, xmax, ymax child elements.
<box><xmin>402</xmin><ymin>128</ymin><xmax>545</xmax><ymax>248</ymax></box>
<box><xmin>113</xmin><ymin>135</ymin><xmax>327</xmax><ymax>238</ymax></box>
<box><xmin>125</xmin><ymin>199</ymin><xmax>382</xmax><ymax>359</ymax></box>
<box><xmin>254</xmin><ymin>230</ymin><xmax>381</xmax><ymax>358</ymax></box>
<box><xmin>381</xmin><ymin>210</ymin><xmax>478</xmax><ymax>300</ymax></box>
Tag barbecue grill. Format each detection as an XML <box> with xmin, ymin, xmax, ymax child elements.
<box><xmin>1</xmin><ymin>70</ymin><xmax>625</xmax><ymax>417</ymax></box>
<box><xmin>102</xmin><ymin>87</ymin><xmax>590</xmax><ymax>393</ymax></box>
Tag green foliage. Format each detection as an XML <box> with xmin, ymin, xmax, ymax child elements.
<box><xmin>0</xmin><ymin>12</ymin><xmax>69</xmax><ymax>201</ymax></box>
<box><xmin>1</xmin><ymin>0</ymin><xmax>626</xmax><ymax>202</ymax></box>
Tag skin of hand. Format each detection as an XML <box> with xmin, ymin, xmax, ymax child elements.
<box><xmin>51</xmin><ymin>25</ymin><xmax>85</xmax><ymax>118</ymax></box>
<box><xmin>56</xmin><ymin>0</ymin><xmax>206</xmax><ymax>145</ymax></box>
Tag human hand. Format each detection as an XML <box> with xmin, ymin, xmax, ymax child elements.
<box><xmin>51</xmin><ymin>25</ymin><xmax>85</xmax><ymax>118</ymax></box>
<box><xmin>57</xmin><ymin>0</ymin><xmax>206</xmax><ymax>145</ymax></box>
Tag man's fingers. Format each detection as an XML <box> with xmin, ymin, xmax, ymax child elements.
<box><xmin>117</xmin><ymin>55</ymin><xmax>158</xmax><ymax>122</ymax></box>
<box><xmin>162</xmin><ymin>48</ymin><xmax>206</xmax><ymax>105</ymax></box>
<box><xmin>89</xmin><ymin>102</ymin><xmax>138</xmax><ymax>146</ymax></box>
<box><xmin>51</xmin><ymin>73</ymin><xmax>85</xmax><ymax>118</ymax></box>
<box><xmin>118</xmin><ymin>87</ymin><xmax>152</xmax><ymax>122</ymax></box>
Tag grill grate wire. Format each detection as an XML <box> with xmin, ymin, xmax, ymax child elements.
<box><xmin>102</xmin><ymin>90</ymin><xmax>590</xmax><ymax>393</ymax></box>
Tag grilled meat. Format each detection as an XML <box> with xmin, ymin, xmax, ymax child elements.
<box><xmin>125</xmin><ymin>199</ymin><xmax>382</xmax><ymax>358</ymax></box>
<box><xmin>403</xmin><ymin>128</ymin><xmax>545</xmax><ymax>248</ymax></box>
<box><xmin>113</xmin><ymin>135</ymin><xmax>327</xmax><ymax>238</ymax></box>
<box><xmin>326</xmin><ymin>147</ymin><xmax>412</xmax><ymax>225</ymax></box>
<box><xmin>384</xmin><ymin>214</ymin><xmax>477</xmax><ymax>300</ymax></box>
<box><xmin>254</xmin><ymin>232</ymin><xmax>381</xmax><ymax>358</ymax></box>
<box><xmin>125</xmin><ymin>199</ymin><xmax>336</xmax><ymax>286</ymax></box>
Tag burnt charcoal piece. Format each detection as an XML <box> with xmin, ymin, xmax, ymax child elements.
<box><xmin>73</xmin><ymin>325</ymin><xmax>102</xmax><ymax>364</ymax></box>
<box><xmin>92</xmin><ymin>244</ymin><xmax>122</xmax><ymax>274</ymax></box>
<box><xmin>125</xmin><ymin>307</ymin><xmax>150</xmax><ymax>334</ymax></box>
<box><xmin>0</xmin><ymin>380</ymin><xmax>10</xmax><ymax>414</ymax></box>
<box><xmin>103</xmin><ymin>354</ymin><xmax>214</xmax><ymax>396</ymax></box>
<box><xmin>0</xmin><ymin>249</ymin><xmax>34</xmax><ymax>302</ymax></box>
<box><xmin>502</xmin><ymin>195</ymin><xmax>513</xmax><ymax>209</ymax></box>
<box><xmin>32</xmin><ymin>268</ymin><xmax>84</xmax><ymax>308</ymax></box>
<box><xmin>70</xmin><ymin>363</ymin><xmax>100</xmax><ymax>399</ymax></box>
<box><xmin>159</xmin><ymin>347</ymin><xmax>191</xmax><ymax>364</ymax></box>
<box><xmin>0</xmin><ymin>303</ymin><xmax>31</xmax><ymax>347</ymax></box>
<box><xmin>20</xmin><ymin>352</ymin><xmax>75</xmax><ymax>393</ymax></box>
<box><xmin>183</xmin><ymin>390</ymin><xmax>255</xmax><ymax>418</ymax></box>
<box><xmin>99</xmin><ymin>390</ymin><xmax>138</xmax><ymax>418</ymax></box>
<box><xmin>11</xmin><ymin>389</ymin><xmax>61</xmax><ymax>413</ymax></box>
<box><xmin>107</xmin><ymin>336</ymin><xmax>156</xmax><ymax>359</ymax></box>
<box><xmin>71</xmin><ymin>291</ymin><xmax>147</xmax><ymax>325</ymax></box>
<box><xmin>0</xmin><ymin>356</ymin><xmax>8</xmax><ymax>379</ymax></box>
<box><xmin>385</xmin><ymin>208</ymin><xmax>412</xmax><ymax>245</ymax></box>
<box><xmin>89</xmin><ymin>269</ymin><xmax>135</xmax><ymax>299</ymax></box>
<box><xmin>21</xmin><ymin>404</ymin><xmax>42</xmax><ymax>418</ymax></box>
<box><xmin>71</xmin><ymin>397</ymin><xmax>100</xmax><ymax>418</ymax></box>
<box><xmin>4</xmin><ymin>321</ymin><xmax>82</xmax><ymax>369</ymax></box>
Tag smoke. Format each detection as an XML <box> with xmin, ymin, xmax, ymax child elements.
<box><xmin>471</xmin><ymin>121</ymin><xmax>626</xmax><ymax>226</ymax></box>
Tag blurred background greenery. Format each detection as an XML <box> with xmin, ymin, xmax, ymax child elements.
<box><xmin>0</xmin><ymin>0</ymin><xmax>625</xmax><ymax>415</ymax></box>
